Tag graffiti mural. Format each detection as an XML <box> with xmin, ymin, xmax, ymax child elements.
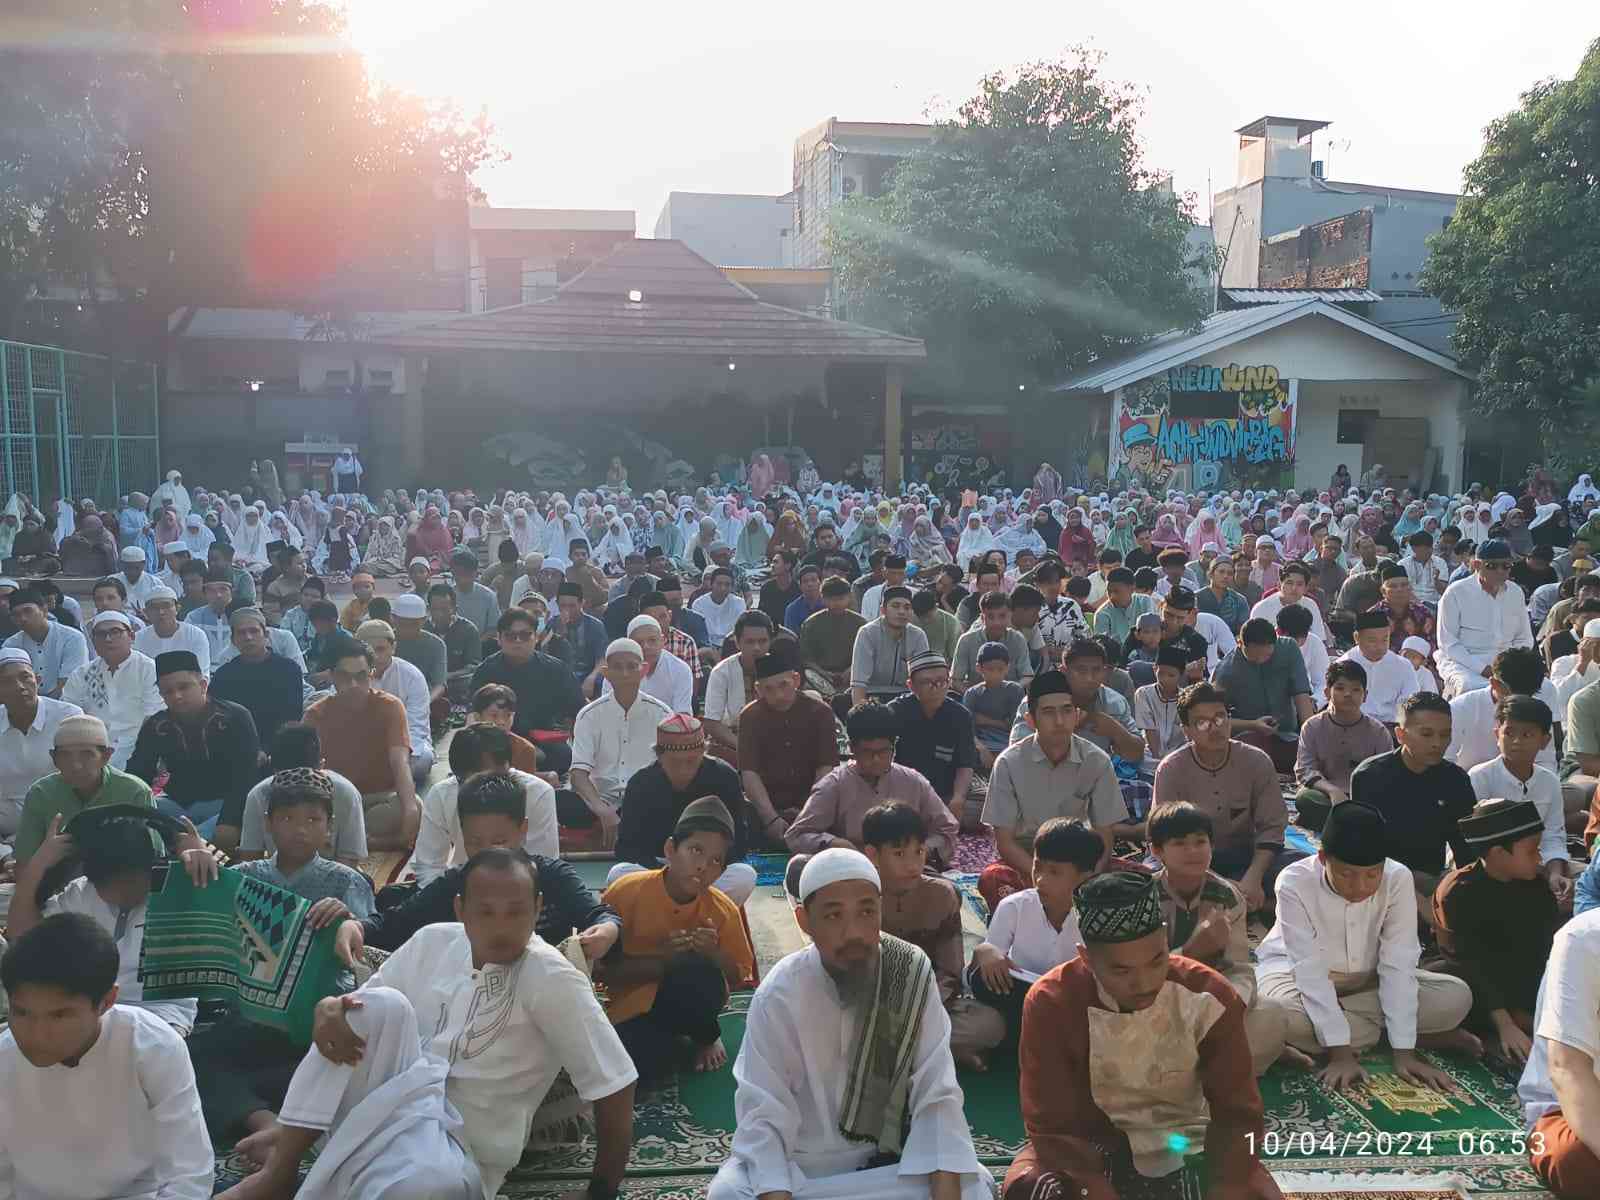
<box><xmin>1110</xmin><ymin>365</ymin><xmax>1297</xmax><ymax>490</ymax></box>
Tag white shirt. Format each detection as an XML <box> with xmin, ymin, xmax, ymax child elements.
<box><xmin>368</xmin><ymin>924</ymin><xmax>636</xmax><ymax>1197</ymax></box>
<box><xmin>0</xmin><ymin>1005</ymin><xmax>212</xmax><ymax>1200</ymax></box>
<box><xmin>413</xmin><ymin>769</ymin><xmax>559</xmax><ymax>885</ymax></box>
<box><xmin>569</xmin><ymin>691</ymin><xmax>673</xmax><ymax>803</ymax></box>
<box><xmin>1520</xmin><ymin>910</ymin><xmax>1600</xmax><ymax>1129</ymax></box>
<box><xmin>1250</xmin><ymin>592</ymin><xmax>1329</xmax><ymax>646</ymax></box>
<box><xmin>690</xmin><ymin>591</ymin><xmax>747</xmax><ymax>644</ymax></box>
<box><xmin>182</xmin><ymin>606</ymin><xmax>232</xmax><ymax>661</ymax></box>
<box><xmin>726</xmin><ymin>943</ymin><xmax>982</xmax><ymax>1195</ymax></box>
<box><xmin>1437</xmin><ymin>574</ymin><xmax>1534</xmax><ymax>685</ymax></box>
<box><xmin>46</xmin><ymin>879</ymin><xmax>199</xmax><ymax>1033</ymax></box>
<box><xmin>603</xmin><ymin>649</ymin><xmax>693</xmax><ymax>715</ymax></box>
<box><xmin>1469</xmin><ymin>757</ymin><xmax>1568</xmax><ymax>865</ymax></box>
<box><xmin>112</xmin><ymin>571</ymin><xmax>163</xmax><ymax>617</ymax></box>
<box><xmin>0</xmin><ymin>695</ymin><xmax>82</xmax><ymax>804</ymax></box>
<box><xmin>984</xmin><ymin>887</ymin><xmax>1083</xmax><ymax>978</ymax></box>
<box><xmin>1297</xmin><ymin>636</ymin><xmax>1331</xmax><ymax>708</ymax></box>
<box><xmin>1192</xmin><ymin>610</ymin><xmax>1235</xmax><ymax>671</ymax></box>
<box><xmin>1401</xmin><ymin>553</ymin><xmax>1448</xmax><ymax>605</ymax></box>
<box><xmin>703</xmin><ymin>654</ymin><xmax>753</xmax><ymax>726</ymax></box>
<box><xmin>1446</xmin><ymin>682</ymin><xmax>1561</xmax><ymax>775</ymax></box>
<box><xmin>133</xmin><ymin>621</ymin><xmax>212</xmax><ymax>678</ymax></box>
<box><xmin>1133</xmin><ymin>683</ymin><xmax>1187</xmax><ymax>761</ymax></box>
<box><xmin>1338</xmin><ymin>648</ymin><xmax>1420</xmax><ymax>724</ymax></box>
<box><xmin>4</xmin><ymin>622</ymin><xmax>89</xmax><ymax>694</ymax></box>
<box><xmin>238</xmin><ymin>769</ymin><xmax>369</xmax><ymax>861</ymax></box>
<box><xmin>61</xmin><ymin>650</ymin><xmax>163</xmax><ymax>770</ymax></box>
<box><xmin>1257</xmin><ymin>856</ymin><xmax>1423</xmax><ymax>1050</ymax></box>
<box><xmin>508</xmin><ymin>574</ymin><xmax>542</xmax><ymax>608</ymax></box>
<box><xmin>1552</xmin><ymin>653</ymin><xmax>1600</xmax><ymax>720</ymax></box>
<box><xmin>373</xmin><ymin>655</ymin><xmax>432</xmax><ymax>757</ymax></box>
<box><xmin>860</xmin><ymin>582</ymin><xmax>887</xmax><ymax>621</ymax></box>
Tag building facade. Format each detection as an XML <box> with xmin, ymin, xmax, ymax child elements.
<box><xmin>790</xmin><ymin>118</ymin><xmax>935</xmax><ymax>268</ymax></box>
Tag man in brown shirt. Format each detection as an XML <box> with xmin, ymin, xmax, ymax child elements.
<box><xmin>565</xmin><ymin>540</ymin><xmax>610</xmax><ymax>613</ymax></box>
<box><xmin>796</xmin><ymin>577</ymin><xmax>866</xmax><ymax>698</ymax></box>
<box><xmin>303</xmin><ymin>640</ymin><xmax>418</xmax><ymax>851</ymax></box>
<box><xmin>737</xmin><ymin>650</ymin><xmax>839</xmax><ymax>844</ymax></box>
<box><xmin>1149</xmin><ymin>680</ymin><xmax>1294</xmax><ymax>913</ymax></box>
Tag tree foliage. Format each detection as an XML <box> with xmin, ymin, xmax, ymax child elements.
<box><xmin>0</xmin><ymin>0</ymin><xmax>505</xmax><ymax>351</ymax></box>
<box><xmin>830</xmin><ymin>49</ymin><xmax>1211</xmax><ymax>396</ymax></box>
<box><xmin>1421</xmin><ymin>37</ymin><xmax>1600</xmax><ymax>469</ymax></box>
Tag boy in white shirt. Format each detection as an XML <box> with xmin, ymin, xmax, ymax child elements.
<box><xmin>1277</xmin><ymin>602</ymin><xmax>1329</xmax><ymax>708</ymax></box>
<box><xmin>0</xmin><ymin>912</ymin><xmax>213</xmax><ymax>1199</ymax></box>
<box><xmin>1468</xmin><ymin>696</ymin><xmax>1574</xmax><ymax>905</ymax></box>
<box><xmin>966</xmin><ymin>816</ymin><xmax>1099</xmax><ymax>1050</ymax></box>
<box><xmin>1256</xmin><ymin>800</ymin><xmax>1476</xmax><ymax>1092</ymax></box>
<box><xmin>413</xmin><ymin>725</ymin><xmax>559</xmax><ymax>885</ymax></box>
<box><xmin>1340</xmin><ymin>609</ymin><xmax>1422</xmax><ymax>724</ymax></box>
<box><xmin>1132</xmin><ymin>645</ymin><xmax>1188</xmax><ymax>771</ymax></box>
<box><xmin>1401</xmin><ymin>635</ymin><xmax>1440</xmax><ymax>694</ymax></box>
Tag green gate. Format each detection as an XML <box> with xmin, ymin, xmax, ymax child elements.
<box><xmin>0</xmin><ymin>340</ymin><xmax>160</xmax><ymax>508</ymax></box>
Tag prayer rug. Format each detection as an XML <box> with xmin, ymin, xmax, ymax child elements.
<box><xmin>1286</xmin><ymin>823</ymin><xmax>1322</xmax><ymax>856</ymax></box>
<box><xmin>139</xmin><ymin>866</ymin><xmax>343</xmax><ymax>1045</ymax></box>
<box><xmin>953</xmin><ymin>829</ymin><xmax>998</xmax><ymax>874</ymax></box>
<box><xmin>951</xmin><ymin>873</ymin><xmax>992</xmax><ymax>924</ymax></box>
<box><xmin>743</xmin><ymin>850</ymin><xmax>790</xmax><ymax>887</ymax></box>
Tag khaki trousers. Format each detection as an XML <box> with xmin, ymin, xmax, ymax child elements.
<box><xmin>1258</xmin><ymin>967</ymin><xmax>1473</xmax><ymax>1053</ymax></box>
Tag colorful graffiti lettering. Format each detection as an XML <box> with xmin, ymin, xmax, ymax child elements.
<box><xmin>1168</xmin><ymin>363</ymin><xmax>1282</xmax><ymax>394</ymax></box>
<box><xmin>1111</xmin><ymin>365</ymin><xmax>1296</xmax><ymax>487</ymax></box>
<box><xmin>1157</xmin><ymin>415</ymin><xmax>1289</xmax><ymax>464</ymax></box>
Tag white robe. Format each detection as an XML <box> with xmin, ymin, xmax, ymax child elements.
<box><xmin>709</xmin><ymin>944</ymin><xmax>991</xmax><ymax>1200</ymax></box>
<box><xmin>231</xmin><ymin>517</ymin><xmax>271</xmax><ymax>568</ymax></box>
<box><xmin>151</xmin><ymin>480</ymin><xmax>191</xmax><ymax>522</ymax></box>
<box><xmin>1436</xmin><ymin>574</ymin><xmax>1534</xmax><ymax>694</ymax></box>
<box><xmin>0</xmin><ymin>1005</ymin><xmax>212</xmax><ymax>1199</ymax></box>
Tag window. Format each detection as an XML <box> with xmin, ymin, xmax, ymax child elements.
<box><xmin>366</xmin><ymin>368</ymin><xmax>394</xmax><ymax>392</ymax></box>
<box><xmin>322</xmin><ymin>368</ymin><xmax>351</xmax><ymax>389</ymax></box>
<box><xmin>1168</xmin><ymin>391</ymin><xmax>1238</xmax><ymax>420</ymax></box>
<box><xmin>1337</xmin><ymin>409</ymin><xmax>1379</xmax><ymax>444</ymax></box>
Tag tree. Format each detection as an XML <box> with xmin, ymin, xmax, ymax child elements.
<box><xmin>1421</xmin><ymin>38</ymin><xmax>1600</xmax><ymax>471</ymax></box>
<box><xmin>0</xmin><ymin>0</ymin><xmax>505</xmax><ymax>353</ymax></box>
<box><xmin>830</xmin><ymin>49</ymin><xmax>1211</xmax><ymax>398</ymax></box>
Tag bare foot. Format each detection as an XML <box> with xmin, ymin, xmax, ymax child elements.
<box><xmin>234</xmin><ymin>1127</ymin><xmax>278</xmax><ymax>1166</ymax></box>
<box><xmin>694</xmin><ymin>1038</ymin><xmax>728</xmax><ymax>1072</ymax></box>
<box><xmin>954</xmin><ymin>1051</ymin><xmax>989</xmax><ymax>1072</ymax></box>
<box><xmin>1276</xmin><ymin>1045</ymin><xmax>1316</xmax><ymax>1071</ymax></box>
<box><xmin>1419</xmin><ymin>1027</ymin><xmax>1484</xmax><ymax>1058</ymax></box>
<box><xmin>216</xmin><ymin>1165</ymin><xmax>299</xmax><ymax>1200</ymax></box>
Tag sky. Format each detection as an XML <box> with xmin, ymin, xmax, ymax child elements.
<box><xmin>341</xmin><ymin>0</ymin><xmax>1595</xmax><ymax>235</ymax></box>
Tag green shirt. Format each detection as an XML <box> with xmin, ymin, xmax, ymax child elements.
<box><xmin>914</xmin><ymin>608</ymin><xmax>962</xmax><ymax>668</ymax></box>
<box><xmin>15</xmin><ymin>766</ymin><xmax>154</xmax><ymax>864</ymax></box>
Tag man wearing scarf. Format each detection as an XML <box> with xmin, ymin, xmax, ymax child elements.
<box><xmin>1004</xmin><ymin>871</ymin><xmax>1280</xmax><ymax>1200</ymax></box>
<box><xmin>709</xmin><ymin>848</ymin><xmax>991</xmax><ymax>1200</ymax></box>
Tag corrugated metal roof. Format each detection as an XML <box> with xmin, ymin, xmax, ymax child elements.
<box><xmin>370</xmin><ymin>240</ymin><xmax>925</xmax><ymax>361</ymax></box>
<box><xmin>1224</xmin><ymin>288</ymin><xmax>1384</xmax><ymax>304</ymax></box>
<box><xmin>1050</xmin><ymin>299</ymin><xmax>1470</xmax><ymax>393</ymax></box>
<box><xmin>168</xmin><ymin>307</ymin><xmax>463</xmax><ymax>340</ymax></box>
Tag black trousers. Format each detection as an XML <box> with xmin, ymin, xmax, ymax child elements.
<box><xmin>614</xmin><ymin>956</ymin><xmax>728</xmax><ymax>1083</ymax></box>
<box><xmin>966</xmin><ymin>961</ymin><xmax>1033</xmax><ymax>1053</ymax></box>
<box><xmin>556</xmin><ymin>787</ymin><xmax>596</xmax><ymax>827</ymax></box>
<box><xmin>188</xmin><ymin>1017</ymin><xmax>302</xmax><ymax>1141</ymax></box>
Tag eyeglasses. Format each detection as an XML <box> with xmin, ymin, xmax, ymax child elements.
<box><xmin>1188</xmin><ymin>715</ymin><xmax>1229</xmax><ymax>732</ymax></box>
<box><xmin>502</xmin><ymin>629</ymin><xmax>536</xmax><ymax>642</ymax></box>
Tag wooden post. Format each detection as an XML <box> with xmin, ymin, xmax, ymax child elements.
<box><xmin>399</xmin><ymin>354</ymin><xmax>426</xmax><ymax>485</ymax></box>
<box><xmin>884</xmin><ymin>364</ymin><xmax>903</xmax><ymax>492</ymax></box>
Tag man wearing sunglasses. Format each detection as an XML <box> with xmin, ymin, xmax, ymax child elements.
<box><xmin>468</xmin><ymin>608</ymin><xmax>585</xmax><ymax>776</ymax></box>
<box><xmin>1437</xmin><ymin>539</ymin><xmax>1535</xmax><ymax>698</ymax></box>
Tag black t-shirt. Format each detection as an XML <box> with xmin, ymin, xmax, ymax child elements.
<box><xmin>468</xmin><ymin>650</ymin><xmax>584</xmax><ymax>735</ymax></box>
<box><xmin>1512</xmin><ymin>562</ymin><xmax>1559</xmax><ymax>598</ymax></box>
<box><xmin>1124</xmin><ymin>546</ymin><xmax>1159</xmax><ymax>571</ymax></box>
<box><xmin>887</xmin><ymin>693</ymin><xmax>979</xmax><ymax>803</ymax></box>
<box><xmin>1550</xmin><ymin>629</ymin><xmax>1579</xmax><ymax>664</ymax></box>
<box><xmin>616</xmin><ymin>757</ymin><xmax>748</xmax><ymax>864</ymax></box>
<box><xmin>758</xmin><ymin>579</ymin><xmax>801</xmax><ymax>627</ymax></box>
<box><xmin>1349</xmin><ymin>747</ymin><xmax>1475</xmax><ymax>875</ymax></box>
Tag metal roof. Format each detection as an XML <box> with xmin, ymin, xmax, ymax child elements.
<box><xmin>1049</xmin><ymin>298</ymin><xmax>1471</xmax><ymax>393</ymax></box>
<box><xmin>1234</xmin><ymin>116</ymin><xmax>1332</xmax><ymax>140</ymax></box>
<box><xmin>370</xmin><ymin>239</ymin><xmax>925</xmax><ymax>361</ymax></box>
<box><xmin>1224</xmin><ymin>288</ymin><xmax>1384</xmax><ymax>304</ymax></box>
<box><xmin>168</xmin><ymin>307</ymin><xmax>462</xmax><ymax>341</ymax></box>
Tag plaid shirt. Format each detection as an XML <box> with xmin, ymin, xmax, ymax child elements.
<box><xmin>663</xmin><ymin>624</ymin><xmax>705</xmax><ymax>685</ymax></box>
<box><xmin>1370</xmin><ymin>599</ymin><xmax>1435</xmax><ymax>654</ymax></box>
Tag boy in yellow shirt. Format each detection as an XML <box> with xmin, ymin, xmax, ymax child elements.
<box><xmin>600</xmin><ymin>795</ymin><xmax>754</xmax><ymax>1083</ymax></box>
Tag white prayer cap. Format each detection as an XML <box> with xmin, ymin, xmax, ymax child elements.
<box><xmin>119</xmin><ymin>546</ymin><xmax>146</xmax><ymax>563</ymax></box>
<box><xmin>605</xmin><ymin>637</ymin><xmax>643</xmax><ymax>661</ymax></box>
<box><xmin>54</xmin><ymin>714</ymin><xmax>110</xmax><ymax>749</ymax></box>
<box><xmin>144</xmin><ymin>586</ymin><xmax>178</xmax><ymax>603</ymax></box>
<box><xmin>89</xmin><ymin>610</ymin><xmax>132</xmax><ymax>631</ymax></box>
<box><xmin>390</xmin><ymin>593</ymin><xmax>426</xmax><ymax>620</ymax></box>
<box><xmin>626</xmin><ymin>614</ymin><xmax>661</xmax><ymax>638</ymax></box>
<box><xmin>166</xmin><ymin>469</ymin><xmax>182</xmax><ymax>481</ymax></box>
<box><xmin>1585</xmin><ymin>619</ymin><xmax>1600</xmax><ymax>640</ymax></box>
<box><xmin>185</xmin><ymin>513</ymin><xmax>202</xmax><ymax>527</ymax></box>
<box><xmin>1257</xmin><ymin>536</ymin><xmax>1278</xmax><ymax>552</ymax></box>
<box><xmin>0</xmin><ymin>648</ymin><xmax>33</xmax><ymax>669</ymax></box>
<box><xmin>408</xmin><ymin>556</ymin><xmax>431</xmax><ymax>569</ymax></box>
<box><xmin>163</xmin><ymin>541</ymin><xmax>189</xmax><ymax>555</ymax></box>
<box><xmin>1400</xmin><ymin>636</ymin><xmax>1432</xmax><ymax>656</ymax></box>
<box><xmin>798</xmin><ymin>847</ymin><xmax>881</xmax><ymax>903</ymax></box>
<box><xmin>1202</xmin><ymin>542</ymin><xmax>1220</xmax><ymax>554</ymax></box>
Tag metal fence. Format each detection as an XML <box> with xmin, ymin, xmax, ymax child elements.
<box><xmin>1</xmin><ymin>340</ymin><xmax>160</xmax><ymax>508</ymax></box>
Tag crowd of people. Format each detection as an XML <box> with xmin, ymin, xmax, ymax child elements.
<box><xmin>4</xmin><ymin>452</ymin><xmax>1600</xmax><ymax>1199</ymax></box>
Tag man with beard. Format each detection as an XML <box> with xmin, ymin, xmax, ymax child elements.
<box><xmin>708</xmin><ymin>847</ymin><xmax>991</xmax><ymax>1200</ymax></box>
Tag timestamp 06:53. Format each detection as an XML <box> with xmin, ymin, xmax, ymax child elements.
<box><xmin>1246</xmin><ymin>1131</ymin><xmax>1548</xmax><ymax>1157</ymax></box>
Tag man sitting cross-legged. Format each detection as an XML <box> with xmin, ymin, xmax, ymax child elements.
<box><xmin>413</xmin><ymin>723</ymin><xmax>558</xmax><ymax>885</ymax></box>
<box><xmin>1429</xmin><ymin>799</ymin><xmax>1560</xmax><ymax>1067</ymax></box>
<box><xmin>1003</xmin><ymin>870</ymin><xmax>1282</xmax><ymax>1200</ymax></box>
<box><xmin>968</xmin><ymin>816</ymin><xmax>1099</xmax><ymax>1056</ymax></box>
<box><xmin>600</xmin><ymin>796</ymin><xmax>755</xmax><ymax>1084</ymax></box>
<box><xmin>1255</xmin><ymin>800</ymin><xmax>1477</xmax><ymax>1093</ymax></box>
<box><xmin>1147</xmin><ymin>801</ymin><xmax>1295</xmax><ymax>1077</ymax></box>
<box><xmin>0</xmin><ymin>914</ymin><xmax>213</xmax><ymax>1199</ymax></box>
<box><xmin>857</xmin><ymin>801</ymin><xmax>1007</xmax><ymax>1069</ymax></box>
<box><xmin>709</xmin><ymin>847</ymin><xmax>993</xmax><ymax>1200</ymax></box>
<box><xmin>222</xmin><ymin>848</ymin><xmax>638</xmax><ymax>1200</ymax></box>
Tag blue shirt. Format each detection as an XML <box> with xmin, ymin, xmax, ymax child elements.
<box><xmin>1577</xmin><ymin>857</ymin><xmax>1600</xmax><ymax>918</ymax></box>
<box><xmin>555</xmin><ymin>611</ymin><xmax>609</xmax><ymax>680</ymax></box>
<box><xmin>784</xmin><ymin>593</ymin><xmax>825</xmax><ymax>634</ymax></box>
<box><xmin>4</xmin><ymin>622</ymin><xmax>89</xmax><ymax>694</ymax></box>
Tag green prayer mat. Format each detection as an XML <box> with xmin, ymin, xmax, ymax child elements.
<box><xmin>138</xmin><ymin>865</ymin><xmax>343</xmax><ymax>1045</ymax></box>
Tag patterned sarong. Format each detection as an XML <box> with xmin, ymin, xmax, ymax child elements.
<box><xmin>137</xmin><ymin>865</ymin><xmax>344</xmax><ymax>1044</ymax></box>
<box><xmin>838</xmin><ymin>932</ymin><xmax>934</xmax><ymax>1156</ymax></box>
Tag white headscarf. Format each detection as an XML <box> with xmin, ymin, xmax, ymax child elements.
<box><xmin>957</xmin><ymin>513</ymin><xmax>997</xmax><ymax>564</ymax></box>
<box><xmin>1570</xmin><ymin>474</ymin><xmax>1600</xmax><ymax>504</ymax></box>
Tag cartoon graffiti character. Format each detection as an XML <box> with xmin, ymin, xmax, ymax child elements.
<box><xmin>1119</xmin><ymin>421</ymin><xmax>1170</xmax><ymax>489</ymax></box>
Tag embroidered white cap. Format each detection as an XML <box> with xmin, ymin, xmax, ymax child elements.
<box><xmin>798</xmin><ymin>847</ymin><xmax>881</xmax><ymax>903</ymax></box>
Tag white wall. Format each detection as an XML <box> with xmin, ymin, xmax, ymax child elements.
<box><xmin>1290</xmin><ymin>378</ymin><xmax>1465</xmax><ymax>494</ymax></box>
<box><xmin>1191</xmin><ymin>313</ymin><xmax>1446</xmax><ymax>380</ymax></box>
